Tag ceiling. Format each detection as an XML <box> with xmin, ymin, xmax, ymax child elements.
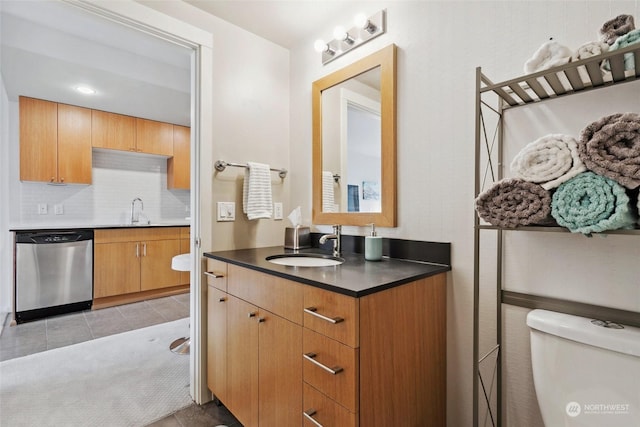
<box><xmin>0</xmin><ymin>0</ymin><xmax>192</xmax><ymax>125</ymax></box>
<box><xmin>184</xmin><ymin>1</ymin><xmax>377</xmax><ymax>49</ymax></box>
<box><xmin>0</xmin><ymin>1</ymin><xmax>380</xmax><ymax>126</ymax></box>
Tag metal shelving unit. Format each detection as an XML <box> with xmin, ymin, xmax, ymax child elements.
<box><xmin>473</xmin><ymin>43</ymin><xmax>640</xmax><ymax>427</ymax></box>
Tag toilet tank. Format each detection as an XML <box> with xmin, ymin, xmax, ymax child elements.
<box><xmin>526</xmin><ymin>309</ymin><xmax>640</xmax><ymax>427</ymax></box>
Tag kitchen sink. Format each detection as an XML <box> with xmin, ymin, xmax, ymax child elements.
<box><xmin>266</xmin><ymin>253</ymin><xmax>344</xmax><ymax>267</ymax></box>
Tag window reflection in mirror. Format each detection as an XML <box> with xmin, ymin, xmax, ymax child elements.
<box><xmin>321</xmin><ymin>67</ymin><xmax>381</xmax><ymax>213</ymax></box>
<box><xmin>312</xmin><ymin>44</ymin><xmax>396</xmax><ymax>227</ymax></box>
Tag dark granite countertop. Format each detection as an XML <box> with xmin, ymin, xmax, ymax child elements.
<box><xmin>204</xmin><ymin>246</ymin><xmax>451</xmax><ymax>297</ymax></box>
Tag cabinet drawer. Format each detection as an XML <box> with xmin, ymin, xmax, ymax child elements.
<box><xmin>303</xmin><ymin>286</ymin><xmax>359</xmax><ymax>347</ymax></box>
<box><xmin>206</xmin><ymin>259</ymin><xmax>228</xmax><ymax>292</ymax></box>
<box><xmin>94</xmin><ymin>227</ymin><xmax>181</xmax><ymax>243</ymax></box>
<box><xmin>228</xmin><ymin>264</ymin><xmax>303</xmax><ymax>324</ymax></box>
<box><xmin>303</xmin><ymin>328</ymin><xmax>359</xmax><ymax>412</ymax></box>
<box><xmin>303</xmin><ymin>383</ymin><xmax>357</xmax><ymax>427</ymax></box>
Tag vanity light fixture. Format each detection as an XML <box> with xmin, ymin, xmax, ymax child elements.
<box><xmin>315</xmin><ymin>9</ymin><xmax>386</xmax><ymax>65</ymax></box>
<box><xmin>75</xmin><ymin>85</ymin><xmax>96</xmax><ymax>95</ymax></box>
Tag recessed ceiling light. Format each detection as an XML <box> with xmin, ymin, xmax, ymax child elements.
<box><xmin>75</xmin><ymin>86</ymin><xmax>96</xmax><ymax>95</ymax></box>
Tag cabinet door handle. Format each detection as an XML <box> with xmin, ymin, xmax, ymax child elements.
<box><xmin>218</xmin><ymin>297</ymin><xmax>227</xmax><ymax>303</ymax></box>
<box><xmin>303</xmin><ymin>352</ymin><xmax>343</xmax><ymax>375</ymax></box>
<box><xmin>60</xmin><ymin>177</ymin><xmax>64</xmax><ymax>183</ymax></box>
<box><xmin>304</xmin><ymin>307</ymin><xmax>344</xmax><ymax>324</ymax></box>
<box><xmin>142</xmin><ymin>243</ymin><xmax>147</xmax><ymax>257</ymax></box>
<box><xmin>204</xmin><ymin>271</ymin><xmax>225</xmax><ymax>278</ymax></box>
<box><xmin>258</xmin><ymin>317</ymin><xmax>266</xmax><ymax>323</ymax></box>
<box><xmin>135</xmin><ymin>243</ymin><xmax>140</xmax><ymax>258</ymax></box>
<box><xmin>303</xmin><ymin>409</ymin><xmax>323</xmax><ymax>427</ymax></box>
<box><xmin>50</xmin><ymin>177</ymin><xmax>55</xmax><ymax>183</ymax></box>
<box><xmin>248</xmin><ymin>311</ymin><xmax>257</xmax><ymax>318</ymax></box>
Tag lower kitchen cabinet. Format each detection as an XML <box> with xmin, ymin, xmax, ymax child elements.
<box><xmin>206</xmin><ymin>259</ymin><xmax>446</xmax><ymax>427</ymax></box>
<box><xmin>93</xmin><ymin>227</ymin><xmax>189</xmax><ymax>308</ymax></box>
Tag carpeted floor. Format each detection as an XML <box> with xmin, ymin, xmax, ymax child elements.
<box><xmin>0</xmin><ymin>318</ymin><xmax>192</xmax><ymax>427</ymax></box>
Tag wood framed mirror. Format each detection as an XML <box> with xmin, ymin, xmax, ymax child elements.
<box><xmin>312</xmin><ymin>44</ymin><xmax>397</xmax><ymax>227</ymax></box>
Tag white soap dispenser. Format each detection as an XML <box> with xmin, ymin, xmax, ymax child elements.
<box><xmin>365</xmin><ymin>223</ymin><xmax>383</xmax><ymax>261</ymax></box>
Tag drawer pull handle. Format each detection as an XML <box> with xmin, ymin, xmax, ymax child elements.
<box><xmin>303</xmin><ymin>352</ymin><xmax>343</xmax><ymax>375</ymax></box>
<box><xmin>248</xmin><ymin>312</ymin><xmax>257</xmax><ymax>318</ymax></box>
<box><xmin>304</xmin><ymin>307</ymin><xmax>344</xmax><ymax>324</ymax></box>
<box><xmin>218</xmin><ymin>297</ymin><xmax>226</xmax><ymax>303</ymax></box>
<box><xmin>303</xmin><ymin>409</ymin><xmax>323</xmax><ymax>427</ymax></box>
<box><xmin>204</xmin><ymin>271</ymin><xmax>225</xmax><ymax>278</ymax></box>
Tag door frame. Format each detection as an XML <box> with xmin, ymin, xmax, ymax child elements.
<box><xmin>67</xmin><ymin>0</ymin><xmax>214</xmax><ymax>404</ymax></box>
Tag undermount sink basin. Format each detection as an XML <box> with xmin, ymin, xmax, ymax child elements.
<box><xmin>266</xmin><ymin>253</ymin><xmax>344</xmax><ymax>267</ymax></box>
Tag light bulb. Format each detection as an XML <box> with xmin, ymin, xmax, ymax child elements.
<box><xmin>314</xmin><ymin>39</ymin><xmax>328</xmax><ymax>53</ymax></box>
<box><xmin>333</xmin><ymin>26</ymin><xmax>355</xmax><ymax>44</ymax></box>
<box><xmin>354</xmin><ymin>13</ymin><xmax>369</xmax><ymax>29</ymax></box>
<box><xmin>354</xmin><ymin>13</ymin><xmax>376</xmax><ymax>33</ymax></box>
<box><xmin>333</xmin><ymin>26</ymin><xmax>347</xmax><ymax>40</ymax></box>
<box><xmin>76</xmin><ymin>85</ymin><xmax>96</xmax><ymax>95</ymax></box>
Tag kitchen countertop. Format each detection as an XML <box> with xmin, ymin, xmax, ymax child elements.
<box><xmin>204</xmin><ymin>246</ymin><xmax>451</xmax><ymax>297</ymax></box>
<box><xmin>10</xmin><ymin>222</ymin><xmax>190</xmax><ymax>232</ymax></box>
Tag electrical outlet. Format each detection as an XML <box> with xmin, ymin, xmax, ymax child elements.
<box><xmin>54</xmin><ymin>204</ymin><xmax>64</xmax><ymax>215</ymax></box>
<box><xmin>38</xmin><ymin>204</ymin><xmax>48</xmax><ymax>215</ymax></box>
<box><xmin>217</xmin><ymin>202</ymin><xmax>235</xmax><ymax>221</ymax></box>
<box><xmin>273</xmin><ymin>202</ymin><xmax>283</xmax><ymax>220</ymax></box>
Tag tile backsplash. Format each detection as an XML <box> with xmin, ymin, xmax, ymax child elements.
<box><xmin>17</xmin><ymin>150</ymin><xmax>189</xmax><ymax>226</ymax></box>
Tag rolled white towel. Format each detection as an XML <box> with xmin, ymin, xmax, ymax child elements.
<box><xmin>510</xmin><ymin>134</ymin><xmax>587</xmax><ymax>190</ymax></box>
<box><xmin>524</xmin><ymin>40</ymin><xmax>572</xmax><ymax>74</ymax></box>
<box><xmin>571</xmin><ymin>40</ymin><xmax>609</xmax><ymax>61</ymax></box>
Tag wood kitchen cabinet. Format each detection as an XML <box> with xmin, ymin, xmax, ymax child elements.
<box><xmin>94</xmin><ymin>227</ymin><xmax>188</xmax><ymax>308</ymax></box>
<box><xmin>167</xmin><ymin>125</ymin><xmax>190</xmax><ymax>190</ymax></box>
<box><xmin>206</xmin><ymin>261</ymin><xmax>303</xmax><ymax>427</ymax></box>
<box><xmin>91</xmin><ymin>110</ymin><xmax>136</xmax><ymax>152</ymax></box>
<box><xmin>206</xmin><ymin>259</ymin><xmax>447</xmax><ymax>427</ymax></box>
<box><xmin>178</xmin><ymin>227</ymin><xmax>190</xmax><ymax>285</ymax></box>
<box><xmin>20</xmin><ymin>96</ymin><xmax>92</xmax><ymax>184</ymax></box>
<box><xmin>136</xmin><ymin>117</ymin><xmax>173</xmax><ymax>156</ymax></box>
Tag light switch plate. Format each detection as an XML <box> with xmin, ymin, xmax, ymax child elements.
<box><xmin>217</xmin><ymin>202</ymin><xmax>235</xmax><ymax>221</ymax></box>
<box><xmin>54</xmin><ymin>204</ymin><xmax>64</xmax><ymax>215</ymax></box>
<box><xmin>38</xmin><ymin>204</ymin><xmax>47</xmax><ymax>215</ymax></box>
<box><xmin>274</xmin><ymin>202</ymin><xmax>283</xmax><ymax>220</ymax></box>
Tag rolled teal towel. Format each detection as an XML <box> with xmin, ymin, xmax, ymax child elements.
<box><xmin>551</xmin><ymin>172</ymin><xmax>637</xmax><ymax>235</ymax></box>
<box><xmin>602</xmin><ymin>28</ymin><xmax>640</xmax><ymax>71</ymax></box>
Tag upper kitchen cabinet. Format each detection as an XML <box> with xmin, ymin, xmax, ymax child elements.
<box><xmin>167</xmin><ymin>125</ymin><xmax>190</xmax><ymax>190</ymax></box>
<box><xmin>136</xmin><ymin>118</ymin><xmax>173</xmax><ymax>156</ymax></box>
<box><xmin>20</xmin><ymin>96</ymin><xmax>92</xmax><ymax>184</ymax></box>
<box><xmin>91</xmin><ymin>110</ymin><xmax>136</xmax><ymax>152</ymax></box>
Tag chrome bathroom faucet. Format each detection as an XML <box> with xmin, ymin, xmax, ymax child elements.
<box><xmin>319</xmin><ymin>224</ymin><xmax>342</xmax><ymax>257</ymax></box>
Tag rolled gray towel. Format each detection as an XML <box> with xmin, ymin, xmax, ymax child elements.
<box><xmin>475</xmin><ymin>179</ymin><xmax>552</xmax><ymax>228</ymax></box>
<box><xmin>578</xmin><ymin>112</ymin><xmax>640</xmax><ymax>189</ymax></box>
<box><xmin>599</xmin><ymin>14</ymin><xmax>635</xmax><ymax>45</ymax></box>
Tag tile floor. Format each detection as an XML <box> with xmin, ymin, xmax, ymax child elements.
<box><xmin>0</xmin><ymin>294</ymin><xmax>242</xmax><ymax>427</ymax></box>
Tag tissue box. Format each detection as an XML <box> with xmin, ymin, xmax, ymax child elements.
<box><xmin>284</xmin><ymin>226</ymin><xmax>310</xmax><ymax>249</ymax></box>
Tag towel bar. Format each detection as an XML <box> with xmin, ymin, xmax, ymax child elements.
<box><xmin>215</xmin><ymin>160</ymin><xmax>287</xmax><ymax>179</ymax></box>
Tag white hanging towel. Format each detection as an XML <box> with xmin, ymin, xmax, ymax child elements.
<box><xmin>243</xmin><ymin>162</ymin><xmax>273</xmax><ymax>220</ymax></box>
<box><xmin>322</xmin><ymin>171</ymin><xmax>335</xmax><ymax>212</ymax></box>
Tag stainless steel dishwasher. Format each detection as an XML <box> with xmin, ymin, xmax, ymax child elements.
<box><xmin>15</xmin><ymin>229</ymin><xmax>93</xmax><ymax>323</ymax></box>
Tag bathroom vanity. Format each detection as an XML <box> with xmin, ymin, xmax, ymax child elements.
<box><xmin>204</xmin><ymin>246</ymin><xmax>450</xmax><ymax>427</ymax></box>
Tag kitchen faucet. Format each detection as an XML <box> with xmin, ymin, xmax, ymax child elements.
<box><xmin>130</xmin><ymin>197</ymin><xmax>144</xmax><ymax>224</ymax></box>
<box><xmin>319</xmin><ymin>224</ymin><xmax>342</xmax><ymax>257</ymax></box>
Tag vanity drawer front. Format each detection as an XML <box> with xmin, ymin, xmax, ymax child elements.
<box><xmin>303</xmin><ymin>383</ymin><xmax>358</xmax><ymax>427</ymax></box>
<box><xmin>205</xmin><ymin>259</ymin><xmax>228</xmax><ymax>292</ymax></box>
<box><xmin>228</xmin><ymin>264</ymin><xmax>303</xmax><ymax>324</ymax></box>
<box><xmin>303</xmin><ymin>286</ymin><xmax>359</xmax><ymax>347</ymax></box>
<box><xmin>303</xmin><ymin>328</ymin><xmax>359</xmax><ymax>412</ymax></box>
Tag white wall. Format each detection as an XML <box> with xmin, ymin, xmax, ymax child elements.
<box><xmin>289</xmin><ymin>1</ymin><xmax>640</xmax><ymax>426</ymax></box>
<box><xmin>0</xmin><ymin>68</ymin><xmax>12</xmax><ymax>317</ymax></box>
<box><xmin>139</xmin><ymin>0</ymin><xmax>290</xmax><ymax>251</ymax></box>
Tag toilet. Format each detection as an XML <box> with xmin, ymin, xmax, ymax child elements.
<box><xmin>527</xmin><ymin>309</ymin><xmax>640</xmax><ymax>427</ymax></box>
